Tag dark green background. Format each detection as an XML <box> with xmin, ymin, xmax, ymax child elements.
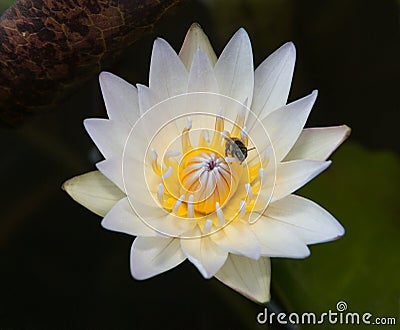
<box><xmin>1</xmin><ymin>0</ymin><xmax>399</xmax><ymax>329</ymax></box>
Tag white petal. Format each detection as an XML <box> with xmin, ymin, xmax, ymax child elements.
<box><xmin>99</xmin><ymin>72</ymin><xmax>140</xmax><ymax>125</ymax></box>
<box><xmin>113</xmin><ymin>153</ymin><xmax>194</xmax><ymax>238</ymax></box>
<box><xmin>149</xmin><ymin>38</ymin><xmax>188</xmax><ymax>99</ymax></box>
<box><xmin>146</xmin><ymin>214</ymin><xmax>197</xmax><ymax>238</ymax></box>
<box><xmin>188</xmin><ymin>48</ymin><xmax>219</xmax><ymax>93</ymax></box>
<box><xmin>247</xmin><ymin>42</ymin><xmax>296</xmax><ymax>131</ymax></box>
<box><xmin>96</xmin><ymin>158</ymin><xmax>124</xmax><ymax>192</ymax></box>
<box><xmin>273</xmin><ymin>159</ymin><xmax>331</xmax><ymax>201</ymax></box>
<box><xmin>130</xmin><ymin>237</ymin><xmax>186</xmax><ymax>280</ymax></box>
<box><xmin>214</xmin><ymin>28</ymin><xmax>254</xmax><ymax>104</ymax></box>
<box><xmin>284</xmin><ymin>125</ymin><xmax>351</xmax><ymax>161</ymax></box>
<box><xmin>101</xmin><ymin>197</ymin><xmax>157</xmax><ymax>237</ymax></box>
<box><xmin>84</xmin><ymin>119</ymin><xmax>128</xmax><ymax>160</ymax></box>
<box><xmin>251</xmin><ymin>215</ymin><xmax>310</xmax><ymax>258</ymax></box>
<box><xmin>106</xmin><ymin>195</ymin><xmax>194</xmax><ymax>238</ymax></box>
<box><xmin>101</xmin><ymin>158</ymin><xmax>196</xmax><ymax>237</ymax></box>
<box><xmin>215</xmin><ymin>255</ymin><xmax>271</xmax><ymax>304</ymax></box>
<box><xmin>62</xmin><ymin>171</ymin><xmax>124</xmax><ymax>217</ymax></box>
<box><xmin>211</xmin><ymin>221</ymin><xmax>260</xmax><ymax>260</ymax></box>
<box><xmin>121</xmin><ymin>154</ymin><xmax>157</xmax><ymax>207</ymax></box>
<box><xmin>137</xmin><ymin>84</ymin><xmax>160</xmax><ymax>115</ymax></box>
<box><xmin>255</xmin><ymin>90</ymin><xmax>318</xmax><ymax>161</ymax></box>
<box><xmin>257</xmin><ymin>159</ymin><xmax>331</xmax><ymax>205</ymax></box>
<box><xmin>179</xmin><ymin>23</ymin><xmax>217</xmax><ymax>69</ymax></box>
<box><xmin>180</xmin><ymin>229</ymin><xmax>228</xmax><ymax>279</ymax></box>
<box><xmin>96</xmin><ymin>151</ymin><xmax>152</xmax><ymax>199</ymax></box>
<box><xmin>266</xmin><ymin>194</ymin><xmax>345</xmax><ymax>244</ymax></box>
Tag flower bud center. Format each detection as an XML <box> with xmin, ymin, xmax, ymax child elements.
<box><xmin>179</xmin><ymin>148</ymin><xmax>234</xmax><ymax>214</ymax></box>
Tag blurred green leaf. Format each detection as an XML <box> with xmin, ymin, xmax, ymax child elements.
<box><xmin>272</xmin><ymin>142</ymin><xmax>400</xmax><ymax>328</ymax></box>
<box><xmin>0</xmin><ymin>0</ymin><xmax>14</xmax><ymax>13</ymax></box>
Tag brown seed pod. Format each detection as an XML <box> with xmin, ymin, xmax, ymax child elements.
<box><xmin>0</xmin><ymin>0</ymin><xmax>181</xmax><ymax>124</ymax></box>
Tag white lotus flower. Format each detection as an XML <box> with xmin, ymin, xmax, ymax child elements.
<box><xmin>63</xmin><ymin>23</ymin><xmax>350</xmax><ymax>304</ymax></box>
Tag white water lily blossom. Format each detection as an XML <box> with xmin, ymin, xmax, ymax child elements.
<box><xmin>63</xmin><ymin>23</ymin><xmax>350</xmax><ymax>304</ymax></box>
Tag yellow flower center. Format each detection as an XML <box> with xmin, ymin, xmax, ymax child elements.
<box><xmin>179</xmin><ymin>148</ymin><xmax>237</xmax><ymax>214</ymax></box>
<box><xmin>150</xmin><ymin>111</ymin><xmax>267</xmax><ymax>229</ymax></box>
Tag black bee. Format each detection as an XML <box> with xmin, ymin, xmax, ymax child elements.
<box><xmin>225</xmin><ymin>137</ymin><xmax>255</xmax><ymax>163</ymax></box>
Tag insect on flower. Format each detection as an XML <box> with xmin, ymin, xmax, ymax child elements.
<box><xmin>224</xmin><ymin>136</ymin><xmax>256</xmax><ymax>164</ymax></box>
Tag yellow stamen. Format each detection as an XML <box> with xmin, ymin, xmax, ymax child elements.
<box><xmin>230</xmin><ymin>108</ymin><xmax>245</xmax><ymax>138</ymax></box>
<box><xmin>210</xmin><ymin>114</ymin><xmax>224</xmax><ymax>148</ymax></box>
<box><xmin>151</xmin><ymin>149</ymin><xmax>162</xmax><ymax>176</ymax></box>
<box><xmin>198</xmin><ymin>129</ymin><xmax>210</xmax><ymax>147</ymax></box>
<box><xmin>150</xmin><ymin>114</ymin><xmax>264</xmax><ymax>226</ymax></box>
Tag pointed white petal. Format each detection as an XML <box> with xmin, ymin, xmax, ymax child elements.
<box><xmin>130</xmin><ymin>237</ymin><xmax>186</xmax><ymax>280</ymax></box>
<box><xmin>179</xmin><ymin>23</ymin><xmax>217</xmax><ymax>69</ymax></box>
<box><xmin>62</xmin><ymin>171</ymin><xmax>124</xmax><ymax>217</ymax></box>
<box><xmin>122</xmin><ymin>154</ymin><xmax>158</xmax><ymax>207</ymax></box>
<box><xmin>99</xmin><ymin>72</ymin><xmax>140</xmax><ymax>125</ymax></box>
<box><xmin>247</xmin><ymin>42</ymin><xmax>296</xmax><ymax>130</ymax></box>
<box><xmin>96</xmin><ymin>158</ymin><xmax>124</xmax><ymax>192</ymax></box>
<box><xmin>149</xmin><ymin>38</ymin><xmax>188</xmax><ymax>99</ymax></box>
<box><xmin>101</xmin><ymin>191</ymin><xmax>194</xmax><ymax>238</ymax></box>
<box><xmin>188</xmin><ymin>48</ymin><xmax>219</xmax><ymax>93</ymax></box>
<box><xmin>255</xmin><ymin>90</ymin><xmax>318</xmax><ymax>161</ymax></box>
<box><xmin>257</xmin><ymin>159</ymin><xmax>331</xmax><ymax>205</ymax></box>
<box><xmin>101</xmin><ymin>197</ymin><xmax>157</xmax><ymax>237</ymax></box>
<box><xmin>284</xmin><ymin>125</ymin><xmax>351</xmax><ymax>161</ymax></box>
<box><xmin>214</xmin><ymin>28</ymin><xmax>254</xmax><ymax>104</ymax></box>
<box><xmin>266</xmin><ymin>194</ymin><xmax>345</xmax><ymax>244</ymax></box>
<box><xmin>146</xmin><ymin>214</ymin><xmax>197</xmax><ymax>238</ymax></box>
<box><xmin>211</xmin><ymin>221</ymin><xmax>260</xmax><ymax>260</ymax></box>
<box><xmin>273</xmin><ymin>159</ymin><xmax>331</xmax><ymax>201</ymax></box>
<box><xmin>84</xmin><ymin>118</ymin><xmax>128</xmax><ymax>160</ymax></box>
<box><xmin>251</xmin><ymin>215</ymin><xmax>310</xmax><ymax>258</ymax></box>
<box><xmin>215</xmin><ymin>255</ymin><xmax>271</xmax><ymax>304</ymax></box>
<box><xmin>181</xmin><ymin>228</ymin><xmax>228</xmax><ymax>279</ymax></box>
<box><xmin>137</xmin><ymin>84</ymin><xmax>160</xmax><ymax>115</ymax></box>
<box><xmin>98</xmin><ymin>159</ymin><xmax>194</xmax><ymax>237</ymax></box>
